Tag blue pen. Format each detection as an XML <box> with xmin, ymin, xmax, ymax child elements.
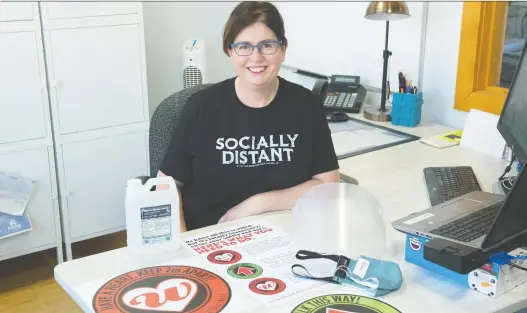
<box><xmin>192</xmin><ymin>39</ymin><xmax>196</xmax><ymax>49</ymax></box>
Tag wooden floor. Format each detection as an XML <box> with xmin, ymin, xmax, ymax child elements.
<box><xmin>0</xmin><ymin>231</ymin><xmax>127</xmax><ymax>313</ymax></box>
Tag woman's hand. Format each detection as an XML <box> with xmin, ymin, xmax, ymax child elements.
<box><xmin>218</xmin><ymin>193</ymin><xmax>268</xmax><ymax>223</ymax></box>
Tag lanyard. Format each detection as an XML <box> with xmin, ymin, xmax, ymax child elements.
<box><xmin>291</xmin><ymin>250</ymin><xmax>351</xmax><ymax>283</ymax></box>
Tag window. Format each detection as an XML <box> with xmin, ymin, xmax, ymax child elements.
<box><xmin>455</xmin><ymin>1</ymin><xmax>527</xmax><ymax>115</ymax></box>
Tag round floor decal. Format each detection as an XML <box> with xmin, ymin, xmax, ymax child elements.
<box><xmin>92</xmin><ymin>265</ymin><xmax>231</xmax><ymax>313</ymax></box>
<box><xmin>207</xmin><ymin>250</ymin><xmax>242</xmax><ymax>265</ymax></box>
<box><xmin>290</xmin><ymin>294</ymin><xmax>402</xmax><ymax>313</ymax></box>
<box><xmin>227</xmin><ymin>263</ymin><xmax>263</xmax><ymax>279</ymax></box>
<box><xmin>248</xmin><ymin>277</ymin><xmax>286</xmax><ymax>295</ymax></box>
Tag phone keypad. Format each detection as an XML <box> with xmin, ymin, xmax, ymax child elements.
<box><xmin>325</xmin><ymin>92</ymin><xmax>357</xmax><ymax>108</ymax></box>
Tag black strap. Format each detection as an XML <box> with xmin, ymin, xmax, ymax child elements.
<box><xmin>295</xmin><ymin>250</ymin><xmax>341</xmax><ymax>262</ymax></box>
<box><xmin>291</xmin><ymin>264</ymin><xmax>335</xmax><ymax>282</ymax></box>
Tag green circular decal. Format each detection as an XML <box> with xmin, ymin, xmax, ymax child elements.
<box><xmin>291</xmin><ymin>294</ymin><xmax>402</xmax><ymax>313</ymax></box>
<box><xmin>227</xmin><ymin>263</ymin><xmax>263</xmax><ymax>279</ymax></box>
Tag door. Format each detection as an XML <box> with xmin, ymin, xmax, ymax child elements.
<box><xmin>59</xmin><ymin>131</ymin><xmax>148</xmax><ymax>240</ymax></box>
<box><xmin>0</xmin><ymin>4</ymin><xmax>49</xmax><ymax>144</ymax></box>
<box><xmin>44</xmin><ymin>24</ymin><xmax>146</xmax><ymax>134</ymax></box>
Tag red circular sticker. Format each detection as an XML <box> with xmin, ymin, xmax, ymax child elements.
<box><xmin>92</xmin><ymin>265</ymin><xmax>231</xmax><ymax>313</ymax></box>
<box><xmin>248</xmin><ymin>277</ymin><xmax>286</xmax><ymax>295</ymax></box>
<box><xmin>207</xmin><ymin>250</ymin><xmax>242</xmax><ymax>265</ymax></box>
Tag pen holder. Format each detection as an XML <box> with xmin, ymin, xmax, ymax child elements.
<box><xmin>391</xmin><ymin>92</ymin><xmax>423</xmax><ymax>127</ymax></box>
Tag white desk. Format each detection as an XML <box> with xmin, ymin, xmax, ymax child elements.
<box><xmin>54</xmin><ymin>117</ymin><xmax>527</xmax><ymax>313</ymax></box>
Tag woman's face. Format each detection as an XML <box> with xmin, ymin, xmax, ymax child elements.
<box><xmin>229</xmin><ymin>22</ymin><xmax>286</xmax><ymax>88</ymax></box>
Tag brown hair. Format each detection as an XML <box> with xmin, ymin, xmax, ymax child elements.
<box><xmin>222</xmin><ymin>1</ymin><xmax>287</xmax><ymax>56</ymax></box>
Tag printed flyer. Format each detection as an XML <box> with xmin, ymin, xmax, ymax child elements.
<box><xmin>182</xmin><ymin>220</ymin><xmax>329</xmax><ymax>307</ymax></box>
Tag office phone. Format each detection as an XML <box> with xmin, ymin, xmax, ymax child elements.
<box><xmin>312</xmin><ymin>74</ymin><xmax>367</xmax><ymax>114</ymax></box>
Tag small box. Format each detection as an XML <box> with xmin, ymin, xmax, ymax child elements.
<box><xmin>405</xmin><ymin>234</ymin><xmax>527</xmax><ymax>298</ymax></box>
<box><xmin>391</xmin><ymin>92</ymin><xmax>423</xmax><ymax>127</ymax></box>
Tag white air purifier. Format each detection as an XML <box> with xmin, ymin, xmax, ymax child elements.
<box><xmin>182</xmin><ymin>39</ymin><xmax>207</xmax><ymax>89</ymax></box>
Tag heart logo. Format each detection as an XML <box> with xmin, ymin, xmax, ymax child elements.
<box><xmin>409</xmin><ymin>237</ymin><xmax>422</xmax><ymax>251</ymax></box>
<box><xmin>214</xmin><ymin>253</ymin><xmax>233</xmax><ymax>262</ymax></box>
<box><xmin>257</xmin><ymin>281</ymin><xmax>277</xmax><ymax>291</ymax></box>
<box><xmin>121</xmin><ymin>278</ymin><xmax>198</xmax><ymax>312</ymax></box>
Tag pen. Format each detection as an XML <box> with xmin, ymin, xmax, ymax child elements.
<box><xmin>398</xmin><ymin>72</ymin><xmax>406</xmax><ymax>93</ymax></box>
<box><xmin>405</xmin><ymin>79</ymin><xmax>411</xmax><ymax>94</ymax></box>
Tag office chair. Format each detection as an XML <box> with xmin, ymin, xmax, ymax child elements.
<box><xmin>137</xmin><ymin>83</ymin><xmax>358</xmax><ymax>186</ymax></box>
<box><xmin>137</xmin><ymin>84</ymin><xmax>213</xmax><ymax>184</ymax></box>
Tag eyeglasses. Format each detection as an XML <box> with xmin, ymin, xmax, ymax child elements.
<box><xmin>230</xmin><ymin>40</ymin><xmax>283</xmax><ymax>56</ymax></box>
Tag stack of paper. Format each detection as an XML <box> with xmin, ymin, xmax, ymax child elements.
<box><xmin>460</xmin><ymin>109</ymin><xmax>506</xmax><ymax>159</ymax></box>
<box><xmin>421</xmin><ymin>130</ymin><xmax>463</xmax><ymax>149</ymax></box>
<box><xmin>0</xmin><ymin>172</ymin><xmax>35</xmax><ymax>240</ymax></box>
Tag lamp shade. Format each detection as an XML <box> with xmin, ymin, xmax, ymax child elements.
<box><xmin>365</xmin><ymin>1</ymin><xmax>410</xmax><ymax>21</ymax></box>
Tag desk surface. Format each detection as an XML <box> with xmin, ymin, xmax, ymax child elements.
<box><xmin>54</xmin><ymin>118</ymin><xmax>527</xmax><ymax>313</ymax></box>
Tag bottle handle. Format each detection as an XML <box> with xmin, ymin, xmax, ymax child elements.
<box><xmin>144</xmin><ymin>176</ymin><xmax>177</xmax><ymax>191</ymax></box>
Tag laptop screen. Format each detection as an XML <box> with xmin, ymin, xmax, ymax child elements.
<box><xmin>482</xmin><ymin>165</ymin><xmax>527</xmax><ymax>249</ymax></box>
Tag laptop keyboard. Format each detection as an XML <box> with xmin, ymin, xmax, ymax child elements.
<box><xmin>429</xmin><ymin>204</ymin><xmax>501</xmax><ymax>242</ymax></box>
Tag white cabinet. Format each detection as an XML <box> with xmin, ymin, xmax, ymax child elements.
<box><xmin>0</xmin><ymin>2</ymin><xmax>150</xmax><ymax>262</ymax></box>
<box><xmin>40</xmin><ymin>2</ymin><xmax>150</xmax><ymax>260</ymax></box>
<box><xmin>0</xmin><ymin>3</ymin><xmax>62</xmax><ymax>262</ymax></box>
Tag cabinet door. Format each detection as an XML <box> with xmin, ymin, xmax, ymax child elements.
<box><xmin>0</xmin><ymin>31</ymin><xmax>48</xmax><ymax>144</ymax></box>
<box><xmin>60</xmin><ymin>131</ymin><xmax>148</xmax><ymax>240</ymax></box>
<box><xmin>0</xmin><ymin>148</ymin><xmax>59</xmax><ymax>257</ymax></box>
<box><xmin>44</xmin><ymin>2</ymin><xmax>138</xmax><ymax>19</ymax></box>
<box><xmin>0</xmin><ymin>2</ymin><xmax>34</xmax><ymax>22</ymax></box>
<box><xmin>47</xmin><ymin>24</ymin><xmax>146</xmax><ymax>134</ymax></box>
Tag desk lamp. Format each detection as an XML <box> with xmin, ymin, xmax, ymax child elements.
<box><xmin>363</xmin><ymin>1</ymin><xmax>410</xmax><ymax>122</ymax></box>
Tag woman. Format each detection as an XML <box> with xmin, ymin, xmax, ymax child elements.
<box><xmin>158</xmin><ymin>1</ymin><xmax>340</xmax><ymax>231</ymax></box>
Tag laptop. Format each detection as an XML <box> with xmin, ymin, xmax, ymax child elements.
<box><xmin>392</xmin><ymin>165</ymin><xmax>527</xmax><ymax>252</ymax></box>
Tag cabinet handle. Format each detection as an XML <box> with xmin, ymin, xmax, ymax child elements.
<box><xmin>61</xmin><ymin>190</ymin><xmax>72</xmax><ymax>198</ymax></box>
<box><xmin>50</xmin><ymin>80</ymin><xmax>62</xmax><ymax>88</ymax></box>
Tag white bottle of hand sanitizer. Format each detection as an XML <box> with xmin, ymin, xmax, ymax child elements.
<box><xmin>125</xmin><ymin>176</ymin><xmax>181</xmax><ymax>254</ymax></box>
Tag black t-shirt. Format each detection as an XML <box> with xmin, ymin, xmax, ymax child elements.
<box><xmin>160</xmin><ymin>76</ymin><xmax>339</xmax><ymax>230</ymax></box>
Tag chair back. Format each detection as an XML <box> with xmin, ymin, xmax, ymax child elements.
<box><xmin>148</xmin><ymin>84</ymin><xmax>213</xmax><ymax>177</ymax></box>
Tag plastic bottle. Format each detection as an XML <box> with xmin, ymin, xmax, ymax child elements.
<box><xmin>125</xmin><ymin>176</ymin><xmax>181</xmax><ymax>254</ymax></box>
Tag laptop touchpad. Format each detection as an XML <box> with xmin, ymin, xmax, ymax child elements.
<box><xmin>446</xmin><ymin>197</ymin><xmax>485</xmax><ymax>213</ymax></box>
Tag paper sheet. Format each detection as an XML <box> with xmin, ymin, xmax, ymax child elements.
<box><xmin>331</xmin><ymin>128</ymin><xmax>400</xmax><ymax>158</ymax></box>
<box><xmin>0</xmin><ymin>211</ymin><xmax>32</xmax><ymax>240</ymax></box>
<box><xmin>181</xmin><ymin>220</ymin><xmax>330</xmax><ymax>308</ymax></box>
<box><xmin>460</xmin><ymin>109</ymin><xmax>506</xmax><ymax>159</ymax></box>
<box><xmin>0</xmin><ymin>172</ymin><xmax>35</xmax><ymax>216</ymax></box>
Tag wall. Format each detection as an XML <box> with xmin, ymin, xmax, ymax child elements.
<box><xmin>142</xmin><ymin>2</ymin><xmax>238</xmax><ymax>116</ymax></box>
<box><xmin>275</xmin><ymin>2</ymin><xmax>424</xmax><ymax>91</ymax></box>
<box><xmin>421</xmin><ymin>1</ymin><xmax>468</xmax><ymax>129</ymax></box>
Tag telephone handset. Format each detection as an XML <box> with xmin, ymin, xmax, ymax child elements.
<box><xmin>312</xmin><ymin>74</ymin><xmax>367</xmax><ymax>114</ymax></box>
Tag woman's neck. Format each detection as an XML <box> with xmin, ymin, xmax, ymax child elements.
<box><xmin>235</xmin><ymin>77</ymin><xmax>279</xmax><ymax>108</ymax></box>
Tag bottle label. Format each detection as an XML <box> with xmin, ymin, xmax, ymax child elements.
<box><xmin>140</xmin><ymin>204</ymin><xmax>172</xmax><ymax>245</ymax></box>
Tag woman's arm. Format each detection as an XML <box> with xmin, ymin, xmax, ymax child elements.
<box><xmin>156</xmin><ymin>170</ymin><xmax>188</xmax><ymax>232</ymax></box>
<box><xmin>218</xmin><ymin>169</ymin><xmax>340</xmax><ymax>223</ymax></box>
<box><xmin>259</xmin><ymin>169</ymin><xmax>340</xmax><ymax>212</ymax></box>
